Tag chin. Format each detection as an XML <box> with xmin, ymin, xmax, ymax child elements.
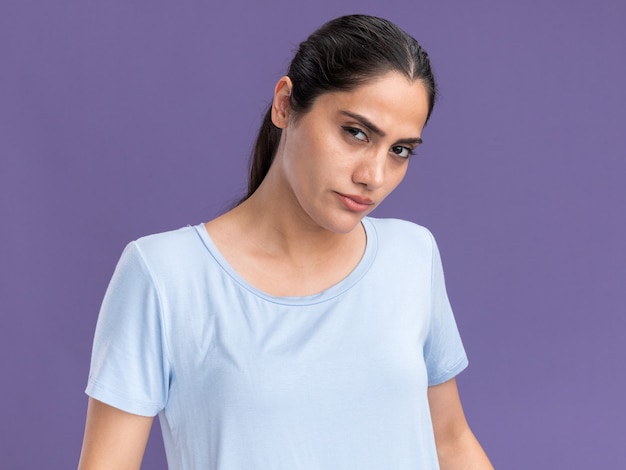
<box><xmin>317</xmin><ymin>211</ymin><xmax>368</xmax><ymax>235</ymax></box>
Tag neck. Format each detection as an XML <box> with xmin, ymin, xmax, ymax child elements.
<box><xmin>205</xmin><ymin>170</ymin><xmax>368</xmax><ymax>297</ymax></box>
<box><xmin>235</xmin><ymin>191</ymin><xmax>364</xmax><ymax>264</ymax></box>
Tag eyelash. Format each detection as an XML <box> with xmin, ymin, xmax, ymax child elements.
<box><xmin>343</xmin><ymin>126</ymin><xmax>368</xmax><ymax>142</ymax></box>
<box><xmin>342</xmin><ymin>126</ymin><xmax>416</xmax><ymax>159</ymax></box>
<box><xmin>392</xmin><ymin>145</ymin><xmax>416</xmax><ymax>159</ymax></box>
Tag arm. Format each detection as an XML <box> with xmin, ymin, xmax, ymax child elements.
<box><xmin>428</xmin><ymin>378</ymin><xmax>493</xmax><ymax>470</ymax></box>
<box><xmin>78</xmin><ymin>398</ymin><xmax>154</xmax><ymax>470</ymax></box>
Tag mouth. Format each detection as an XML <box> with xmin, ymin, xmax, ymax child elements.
<box><xmin>335</xmin><ymin>192</ymin><xmax>375</xmax><ymax>212</ymax></box>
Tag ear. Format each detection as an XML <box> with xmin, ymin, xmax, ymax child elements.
<box><xmin>271</xmin><ymin>76</ymin><xmax>293</xmax><ymax>129</ymax></box>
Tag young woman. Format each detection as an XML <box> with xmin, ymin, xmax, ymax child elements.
<box><xmin>79</xmin><ymin>15</ymin><xmax>493</xmax><ymax>469</ymax></box>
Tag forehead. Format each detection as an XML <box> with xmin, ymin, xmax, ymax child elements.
<box><xmin>311</xmin><ymin>72</ymin><xmax>430</xmax><ymax>134</ymax></box>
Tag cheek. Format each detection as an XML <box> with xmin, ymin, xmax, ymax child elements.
<box><xmin>387</xmin><ymin>163</ymin><xmax>410</xmax><ymax>192</ymax></box>
<box><xmin>297</xmin><ymin>137</ymin><xmax>340</xmax><ymax>179</ymax></box>
<box><xmin>282</xmin><ymin>131</ymin><xmax>314</xmax><ymax>179</ymax></box>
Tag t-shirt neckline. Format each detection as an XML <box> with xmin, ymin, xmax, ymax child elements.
<box><xmin>193</xmin><ymin>217</ymin><xmax>378</xmax><ymax>306</ymax></box>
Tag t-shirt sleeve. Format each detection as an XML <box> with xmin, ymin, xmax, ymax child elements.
<box><xmin>423</xmin><ymin>233</ymin><xmax>468</xmax><ymax>386</ymax></box>
<box><xmin>85</xmin><ymin>241</ymin><xmax>170</xmax><ymax>416</ymax></box>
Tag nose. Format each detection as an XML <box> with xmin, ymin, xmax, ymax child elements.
<box><xmin>352</xmin><ymin>148</ymin><xmax>386</xmax><ymax>189</ymax></box>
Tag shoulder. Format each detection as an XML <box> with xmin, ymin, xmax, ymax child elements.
<box><xmin>134</xmin><ymin>224</ymin><xmax>201</xmax><ymax>250</ymax></box>
<box><xmin>122</xmin><ymin>224</ymin><xmax>209</xmax><ymax>277</ymax></box>
<box><xmin>365</xmin><ymin>217</ymin><xmax>435</xmax><ymax>251</ymax></box>
<box><xmin>364</xmin><ymin>217</ymin><xmax>439</xmax><ymax>274</ymax></box>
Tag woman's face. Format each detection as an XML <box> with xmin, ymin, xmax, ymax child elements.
<box><xmin>272</xmin><ymin>71</ymin><xmax>430</xmax><ymax>234</ymax></box>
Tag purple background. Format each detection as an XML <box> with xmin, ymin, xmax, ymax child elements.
<box><xmin>1</xmin><ymin>1</ymin><xmax>624</xmax><ymax>468</ymax></box>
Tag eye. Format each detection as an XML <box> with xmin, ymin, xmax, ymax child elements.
<box><xmin>343</xmin><ymin>126</ymin><xmax>368</xmax><ymax>142</ymax></box>
<box><xmin>391</xmin><ymin>145</ymin><xmax>415</xmax><ymax>159</ymax></box>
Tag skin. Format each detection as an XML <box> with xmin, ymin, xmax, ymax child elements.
<box><xmin>429</xmin><ymin>379</ymin><xmax>494</xmax><ymax>469</ymax></box>
<box><xmin>206</xmin><ymin>72</ymin><xmax>428</xmax><ymax>296</ymax></box>
<box><xmin>78</xmin><ymin>398</ymin><xmax>153</xmax><ymax>469</ymax></box>
<box><xmin>78</xmin><ymin>72</ymin><xmax>493</xmax><ymax>469</ymax></box>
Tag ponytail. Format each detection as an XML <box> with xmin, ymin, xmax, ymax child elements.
<box><xmin>241</xmin><ymin>106</ymin><xmax>281</xmax><ymax>203</ymax></box>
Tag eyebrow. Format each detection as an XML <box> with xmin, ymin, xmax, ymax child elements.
<box><xmin>339</xmin><ymin>110</ymin><xmax>423</xmax><ymax>145</ymax></box>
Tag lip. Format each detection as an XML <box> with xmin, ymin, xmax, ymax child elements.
<box><xmin>336</xmin><ymin>192</ymin><xmax>375</xmax><ymax>212</ymax></box>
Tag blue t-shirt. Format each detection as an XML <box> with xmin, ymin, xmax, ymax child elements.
<box><xmin>86</xmin><ymin>217</ymin><xmax>468</xmax><ymax>469</ymax></box>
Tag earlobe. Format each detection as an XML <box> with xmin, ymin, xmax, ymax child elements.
<box><xmin>271</xmin><ymin>76</ymin><xmax>293</xmax><ymax>129</ymax></box>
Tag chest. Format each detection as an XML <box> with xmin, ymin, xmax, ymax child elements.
<box><xmin>164</xmin><ymin>272</ymin><xmax>431</xmax><ymax>410</ymax></box>
<box><xmin>156</xmin><ymin>256</ymin><xmax>437</xmax><ymax>467</ymax></box>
